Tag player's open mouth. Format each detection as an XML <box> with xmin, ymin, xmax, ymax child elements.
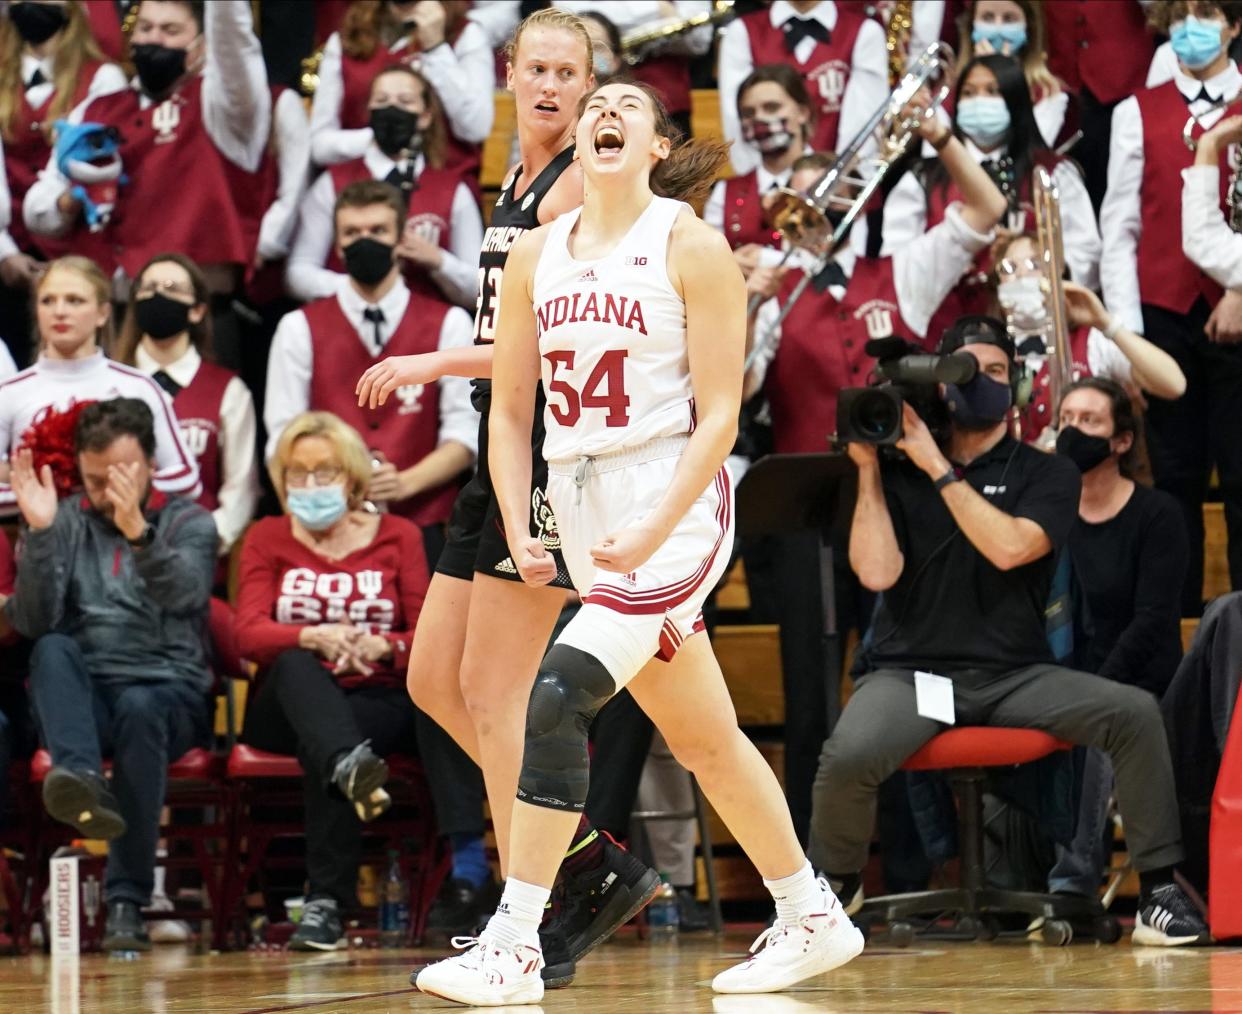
<box><xmin>593</xmin><ymin>124</ymin><xmax>625</xmax><ymax>159</ymax></box>
<box><xmin>535</xmin><ymin>100</ymin><xmax>559</xmax><ymax>113</ymax></box>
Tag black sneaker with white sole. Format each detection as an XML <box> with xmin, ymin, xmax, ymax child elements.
<box><xmin>826</xmin><ymin>873</ymin><xmax>864</xmax><ymax>917</ymax></box>
<box><xmin>331</xmin><ymin>742</ymin><xmax>390</xmax><ymax>822</ymax></box>
<box><xmin>43</xmin><ymin>767</ymin><xmax>127</xmax><ymax>840</ymax></box>
<box><xmin>550</xmin><ymin>833</ymin><xmax>660</xmax><ymax>962</ymax></box>
<box><xmin>289</xmin><ymin>897</ymin><xmax>346</xmax><ymax>951</ymax></box>
<box><xmin>1133</xmin><ymin>883</ymin><xmax>1210</xmax><ymax>946</ymax></box>
<box><xmin>103</xmin><ymin>900</ymin><xmax>152</xmax><ymax>952</ymax></box>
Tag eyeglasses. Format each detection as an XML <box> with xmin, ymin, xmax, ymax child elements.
<box><xmin>134</xmin><ymin>278</ymin><xmax>195</xmax><ymax>300</ymax></box>
<box><xmin>285</xmin><ymin>465</ymin><xmax>344</xmax><ymax>487</ymax></box>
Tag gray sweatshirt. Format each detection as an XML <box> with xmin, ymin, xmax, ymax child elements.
<box><xmin>4</xmin><ymin>493</ymin><xmax>218</xmax><ymax>692</ymax></box>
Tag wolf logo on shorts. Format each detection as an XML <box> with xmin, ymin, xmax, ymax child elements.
<box><xmin>532</xmin><ymin>488</ymin><xmax>562</xmax><ymax>552</ymax></box>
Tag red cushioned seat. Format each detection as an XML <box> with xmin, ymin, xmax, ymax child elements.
<box><xmin>29</xmin><ymin>747</ymin><xmax>223</xmax><ymax>783</ymax></box>
<box><xmin>226</xmin><ymin>743</ymin><xmax>304</xmax><ymax>778</ymax></box>
<box><xmin>901</xmin><ymin>728</ymin><xmax>1072</xmax><ymax>771</ymax></box>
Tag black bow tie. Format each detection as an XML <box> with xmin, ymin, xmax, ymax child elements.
<box><xmin>811</xmin><ymin>258</ymin><xmax>847</xmax><ymax>292</ymax></box>
<box><xmin>783</xmin><ymin>16</ymin><xmax>831</xmax><ymax>54</ymax></box>
<box><xmin>152</xmin><ymin>370</ymin><xmax>182</xmax><ymax>398</ymax></box>
<box><xmin>27</xmin><ymin>67</ymin><xmax>47</xmax><ymax>89</ymax></box>
<box><xmin>385</xmin><ymin>164</ymin><xmax>418</xmax><ymax>195</ymax></box>
<box><xmin>363</xmin><ymin>306</ymin><xmax>386</xmax><ymax>352</ymax></box>
<box><xmin>1015</xmin><ymin>335</ymin><xmax>1046</xmax><ymax>358</ymax></box>
<box><xmin>1187</xmin><ymin>86</ymin><xmax>1215</xmax><ymax>105</ymax></box>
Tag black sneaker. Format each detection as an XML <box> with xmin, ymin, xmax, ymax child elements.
<box><xmin>826</xmin><ymin>873</ymin><xmax>865</xmax><ymax>917</ymax></box>
<box><xmin>102</xmin><ymin>900</ymin><xmax>151</xmax><ymax>952</ymax></box>
<box><xmin>552</xmin><ymin>833</ymin><xmax>660</xmax><ymax>961</ymax></box>
<box><xmin>331</xmin><ymin>742</ymin><xmax>390</xmax><ymax>822</ymax></box>
<box><xmin>539</xmin><ymin>920</ymin><xmax>576</xmax><ymax>988</ymax></box>
<box><xmin>1133</xmin><ymin>883</ymin><xmax>1210</xmax><ymax>946</ymax></box>
<box><xmin>675</xmin><ymin>886</ymin><xmax>711</xmax><ymax>932</ymax></box>
<box><xmin>289</xmin><ymin>897</ymin><xmax>346</xmax><ymax>951</ymax></box>
<box><xmin>425</xmin><ymin>878</ymin><xmax>501</xmax><ymax>939</ymax></box>
<box><xmin>43</xmin><ymin>767</ymin><xmax>127</xmax><ymax>841</ymax></box>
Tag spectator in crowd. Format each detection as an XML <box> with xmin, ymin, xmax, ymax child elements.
<box><xmin>4</xmin><ymin>397</ymin><xmax>217</xmax><ymax>952</ymax></box>
<box><xmin>744</xmin><ymin>105</ymin><xmax>1008</xmax><ymax>845</ymax></box>
<box><xmin>22</xmin><ymin>0</ymin><xmax>271</xmax><ymax>372</ymax></box>
<box><xmin>1043</xmin><ymin>0</ymin><xmax>1154</xmax><ymax>210</ymax></box>
<box><xmin>0</xmin><ymin>255</ymin><xmax>200</xmax><ymax>514</ymax></box>
<box><xmin>1102</xmin><ymin>0</ymin><xmax>1242</xmax><ymax>616</ymax></box>
<box><xmin>576</xmin><ymin>9</ymin><xmax>621</xmax><ymax>84</ymax></box>
<box><xmin>955</xmin><ymin>0</ymin><xmax>1070</xmax><ymax>148</ymax></box>
<box><xmin>112</xmin><ymin>253</ymin><xmax>259</xmax><ymax>560</ymax></box>
<box><xmin>235</xmin><ymin>411</ymin><xmax>490</xmax><ymax>949</ymax></box>
<box><xmin>1045</xmin><ymin>378</ymin><xmax>1188</xmax><ymax>900</ymax></box>
<box><xmin>718</xmin><ymin>0</ymin><xmax>889</xmax><ymax>176</ymax></box>
<box><xmin>877</xmin><ymin>54</ymin><xmax>1100</xmax><ymax>344</ymax></box>
<box><xmin>309</xmin><ymin>0</ymin><xmax>493</xmax><ymax>178</ymax></box>
<box><xmin>704</xmin><ymin>64</ymin><xmax>813</xmax><ymax>272</ymax></box>
<box><xmin>288</xmin><ymin>65</ymin><xmax>480</xmax><ymax>309</ymax></box>
<box><xmin>811</xmin><ymin>314</ymin><xmax>1208</xmax><ymax>946</ymax></box>
<box><xmin>989</xmin><ymin>232</ymin><xmax>1185</xmax><ymax>444</ymax></box>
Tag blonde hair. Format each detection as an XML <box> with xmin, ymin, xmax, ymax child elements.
<box><xmin>0</xmin><ymin>2</ymin><xmax>108</xmax><ymax>143</ymax></box>
<box><xmin>35</xmin><ymin>255</ymin><xmax>115</xmax><ymax>351</ymax></box>
<box><xmin>957</xmin><ymin>0</ymin><xmax>1059</xmax><ymax>100</ymax></box>
<box><xmin>268</xmin><ymin>411</ymin><xmax>373</xmax><ymax>510</ymax></box>
<box><xmin>506</xmin><ymin>7</ymin><xmax>593</xmax><ymax>75</ymax></box>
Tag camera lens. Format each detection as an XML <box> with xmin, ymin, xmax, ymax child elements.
<box><xmin>851</xmin><ymin>391</ymin><xmax>900</xmax><ymax>441</ymax></box>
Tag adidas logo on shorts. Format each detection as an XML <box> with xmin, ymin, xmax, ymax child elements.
<box><xmin>495</xmin><ymin>557</ymin><xmax>518</xmax><ymax>574</ymax></box>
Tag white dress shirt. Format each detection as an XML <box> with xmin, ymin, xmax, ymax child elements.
<box><xmin>1181</xmin><ymin>164</ymin><xmax>1242</xmax><ymax>288</ymax></box>
<box><xmin>876</xmin><ymin>137</ymin><xmax>1101</xmax><ymax>288</ymax></box>
<box><xmin>257</xmin><ymin>88</ymin><xmax>312</xmax><ymax>263</ymax></box>
<box><xmin>285</xmin><ymin>146</ymin><xmax>483</xmax><ymax>306</ymax></box>
<box><xmin>309</xmin><ymin>21</ymin><xmax>495</xmax><ymax>168</ymax></box>
<box><xmin>704</xmin><ymin>157</ymin><xmax>808</xmax><ymax>270</ymax></box>
<box><xmin>134</xmin><ymin>344</ymin><xmax>259</xmax><ymax>554</ymax></box>
<box><xmin>718</xmin><ymin>0</ymin><xmax>889</xmax><ymax>175</ymax></box>
<box><xmin>1101</xmin><ymin>59</ymin><xmax>1242</xmax><ymax>333</ymax></box>
<box><xmin>264</xmin><ymin>276</ymin><xmax>479</xmax><ymax>465</ymax></box>
<box><xmin>23</xmin><ymin>0</ymin><xmax>271</xmax><ymax>239</ymax></box>
<box><xmin>750</xmin><ymin>201</ymin><xmax>996</xmax><ymax>385</ymax></box>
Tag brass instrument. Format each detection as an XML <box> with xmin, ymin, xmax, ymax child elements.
<box><xmin>1032</xmin><ymin>166</ymin><xmax>1072</xmax><ymax>426</ymax></box>
<box><xmin>745</xmin><ymin>42</ymin><xmax>955</xmax><ymax>369</ymax></box>
<box><xmin>621</xmin><ymin>0</ymin><xmax>736</xmax><ymax>65</ymax></box>
<box><xmin>884</xmin><ymin>1</ymin><xmax>914</xmax><ymax>88</ymax></box>
<box><xmin>1183</xmin><ymin>95</ymin><xmax>1242</xmax><ymax>231</ymax></box>
<box><xmin>301</xmin><ymin>45</ymin><xmax>325</xmax><ymax>98</ymax></box>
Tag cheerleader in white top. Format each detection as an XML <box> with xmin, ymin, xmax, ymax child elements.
<box><xmin>415</xmin><ymin>80</ymin><xmax>864</xmax><ymax>1007</ymax></box>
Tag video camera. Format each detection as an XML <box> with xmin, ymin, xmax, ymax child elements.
<box><xmin>836</xmin><ymin>337</ymin><xmax>976</xmax><ymax>445</ymax></box>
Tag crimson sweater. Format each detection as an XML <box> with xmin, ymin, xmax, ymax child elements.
<box><xmin>233</xmin><ymin>514</ymin><xmax>428</xmax><ymax>690</ymax></box>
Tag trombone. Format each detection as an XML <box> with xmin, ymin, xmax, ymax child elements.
<box><xmin>745</xmin><ymin>42</ymin><xmax>956</xmax><ymax>371</ymax></box>
<box><xmin>1032</xmin><ymin>166</ymin><xmax>1072</xmax><ymax>425</ymax></box>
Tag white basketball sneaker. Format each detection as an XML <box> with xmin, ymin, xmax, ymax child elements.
<box><xmin>712</xmin><ymin>879</ymin><xmax>864</xmax><ymax>994</ymax></box>
<box><xmin>414</xmin><ymin>933</ymin><xmax>545</xmax><ymax>1006</ymax></box>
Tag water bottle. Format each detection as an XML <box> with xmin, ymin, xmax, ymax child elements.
<box><xmin>646</xmin><ymin>874</ymin><xmax>680</xmax><ymax>939</ymax></box>
<box><xmin>378</xmin><ymin>851</ymin><xmax>409</xmax><ymax>948</ymax></box>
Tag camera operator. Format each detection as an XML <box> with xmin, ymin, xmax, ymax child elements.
<box><xmin>810</xmin><ymin>315</ymin><xmax>1208</xmax><ymax>946</ymax></box>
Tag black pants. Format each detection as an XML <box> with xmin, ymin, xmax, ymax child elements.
<box><xmin>1142</xmin><ymin>300</ymin><xmax>1242</xmax><ymax>615</ymax></box>
<box><xmin>1068</xmin><ymin>87</ymin><xmax>1117</xmax><ymax>214</ymax></box>
<box><xmin>241</xmin><ymin>649</ymin><xmax>483</xmax><ymax>906</ymax></box>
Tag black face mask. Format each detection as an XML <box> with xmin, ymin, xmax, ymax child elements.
<box><xmin>1056</xmin><ymin>425</ymin><xmax>1114</xmax><ymax>473</ymax></box>
<box><xmin>135</xmin><ymin>292</ymin><xmax>193</xmax><ymax>341</ymax></box>
<box><xmin>943</xmin><ymin>371</ymin><xmax>1013</xmax><ymax>431</ymax></box>
<box><xmin>369</xmin><ymin>105</ymin><xmax>422</xmax><ymax>159</ymax></box>
<box><xmin>343</xmin><ymin>237</ymin><xmax>395</xmax><ymax>286</ymax></box>
<box><xmin>131</xmin><ymin>43</ymin><xmax>188</xmax><ymax>96</ymax></box>
<box><xmin>9</xmin><ymin>2</ymin><xmax>67</xmax><ymax>45</ymax></box>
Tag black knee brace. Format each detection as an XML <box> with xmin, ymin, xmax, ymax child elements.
<box><xmin>517</xmin><ymin>644</ymin><xmax>617</xmax><ymax>811</ymax></box>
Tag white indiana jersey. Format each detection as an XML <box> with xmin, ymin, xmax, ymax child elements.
<box><xmin>533</xmin><ymin>195</ymin><xmax>694</xmax><ymax>463</ymax></box>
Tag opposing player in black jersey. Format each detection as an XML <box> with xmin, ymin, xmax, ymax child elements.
<box><xmin>355</xmin><ymin>9</ymin><xmax>658</xmax><ymax>987</ymax></box>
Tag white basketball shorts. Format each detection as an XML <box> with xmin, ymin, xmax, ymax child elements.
<box><xmin>546</xmin><ymin>436</ymin><xmax>734</xmax><ymax>688</ymax></box>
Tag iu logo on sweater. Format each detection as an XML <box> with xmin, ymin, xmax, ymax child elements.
<box><xmin>857</xmin><ymin>300</ymin><xmax>896</xmax><ymax>339</ymax></box>
<box><xmin>394</xmin><ymin>383</ymin><xmax>426</xmax><ymax>415</ymax></box>
<box><xmin>807</xmin><ymin>60</ymin><xmax>849</xmax><ymax>113</ymax></box>
<box><xmin>152</xmin><ymin>98</ymin><xmax>181</xmax><ymax>144</ymax></box>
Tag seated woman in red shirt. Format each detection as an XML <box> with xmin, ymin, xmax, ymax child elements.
<box><xmin>234</xmin><ymin>410</ymin><xmax>486</xmax><ymax>951</ymax></box>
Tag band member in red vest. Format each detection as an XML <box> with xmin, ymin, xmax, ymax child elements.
<box><xmin>718</xmin><ymin>0</ymin><xmax>888</xmax><ymax>176</ymax></box>
<box><xmin>267</xmin><ymin>180</ymin><xmax>477</xmax><ymax>560</ymax></box>
<box><xmin>289</xmin><ymin>64</ymin><xmax>480</xmax><ymax>310</ymax></box>
<box><xmin>744</xmin><ymin>125</ymin><xmax>1005</xmax><ymax>847</ymax></box>
<box><xmin>22</xmin><ymin>0</ymin><xmax>271</xmax><ymax>370</ymax></box>
<box><xmin>309</xmin><ymin>0</ymin><xmax>492</xmax><ymax>179</ymax></box>
<box><xmin>1102</xmin><ymin>0</ymin><xmax>1242</xmax><ymax>616</ymax></box>
<box><xmin>113</xmin><ymin>253</ymin><xmax>259</xmax><ymax>561</ymax></box>
<box><xmin>878</xmin><ymin>55</ymin><xmax>1100</xmax><ymax>349</ymax></box>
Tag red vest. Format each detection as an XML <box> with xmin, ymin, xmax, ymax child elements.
<box><xmin>765</xmin><ymin>256</ymin><xmax>922</xmax><ymax>454</ymax></box>
<box><xmin>75</xmin><ymin>78</ymin><xmax>253</xmax><ymax>276</ymax></box>
<box><xmin>722</xmin><ymin>171</ymin><xmax>783</xmax><ymax>250</ymax></box>
<box><xmin>1136</xmin><ymin>82</ymin><xmax>1230</xmax><ymax>315</ymax></box>
<box><xmin>83</xmin><ymin>4</ymin><xmax>126</xmax><ymax>63</ymax></box>
<box><xmin>326</xmin><ymin>157</ymin><xmax>460</xmax><ymax>303</ymax></box>
<box><xmin>303</xmin><ymin>291</ymin><xmax>458</xmax><ymax>526</ymax></box>
<box><xmin>336</xmin><ymin>24</ymin><xmax>480</xmax><ymax>178</ymax></box>
<box><xmin>741</xmin><ymin>7</ymin><xmax>865</xmax><ymax>153</ymax></box>
<box><xmin>1018</xmin><ymin>325</ymin><xmax>1093</xmax><ymax>444</ymax></box>
<box><xmin>1043</xmin><ymin>0</ymin><xmax>1154</xmax><ymax>105</ymax></box>
<box><xmin>4</xmin><ymin>58</ymin><xmax>103</xmax><ymax>257</ymax></box>
<box><xmin>171</xmin><ymin>360</ymin><xmax>235</xmax><ymax>511</ymax></box>
<box><xmin>633</xmin><ymin>56</ymin><xmax>691</xmax><ymax>117</ymax></box>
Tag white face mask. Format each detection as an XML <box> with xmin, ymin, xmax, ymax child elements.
<box><xmin>998</xmin><ymin>275</ymin><xmax>1047</xmax><ymax>334</ymax></box>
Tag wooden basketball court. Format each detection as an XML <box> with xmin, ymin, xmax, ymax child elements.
<box><xmin>3</xmin><ymin>930</ymin><xmax>1241</xmax><ymax>1013</ymax></box>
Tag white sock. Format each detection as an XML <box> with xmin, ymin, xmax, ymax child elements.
<box><xmin>484</xmin><ymin>878</ymin><xmax>549</xmax><ymax>950</ymax></box>
<box><xmin>764</xmin><ymin>860</ymin><xmax>822</xmax><ymax>925</ymax></box>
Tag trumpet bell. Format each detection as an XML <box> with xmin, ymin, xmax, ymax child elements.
<box><xmin>766</xmin><ymin>187</ymin><xmax>832</xmax><ymax>249</ymax></box>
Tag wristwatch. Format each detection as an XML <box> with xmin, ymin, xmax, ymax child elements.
<box><xmin>933</xmin><ymin>468</ymin><xmax>961</xmax><ymax>492</ymax></box>
<box><xmin>126</xmin><ymin>522</ymin><xmax>156</xmax><ymax>549</ymax></box>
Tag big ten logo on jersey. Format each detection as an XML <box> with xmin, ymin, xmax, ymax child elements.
<box><xmin>177</xmin><ymin>418</ymin><xmax>218</xmax><ymax>457</ymax></box>
<box><xmin>394</xmin><ymin>382</ymin><xmax>426</xmax><ymax>415</ymax></box>
<box><xmin>275</xmin><ymin>567</ymin><xmax>395</xmax><ymax>630</ymax></box>
<box><xmin>531</xmin><ymin>488</ymin><xmax>561</xmax><ymax>551</ymax></box>
<box><xmin>855</xmin><ymin>298</ymin><xmax>897</xmax><ymax>339</ymax></box>
<box><xmin>152</xmin><ymin>96</ymin><xmax>183</xmax><ymax>144</ymax></box>
<box><xmin>404</xmin><ymin>212</ymin><xmax>445</xmax><ymax>247</ymax></box>
<box><xmin>808</xmin><ymin>60</ymin><xmax>849</xmax><ymax>114</ymax></box>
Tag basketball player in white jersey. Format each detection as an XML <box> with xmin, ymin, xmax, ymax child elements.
<box><xmin>415</xmin><ymin>80</ymin><xmax>864</xmax><ymax>1007</ymax></box>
